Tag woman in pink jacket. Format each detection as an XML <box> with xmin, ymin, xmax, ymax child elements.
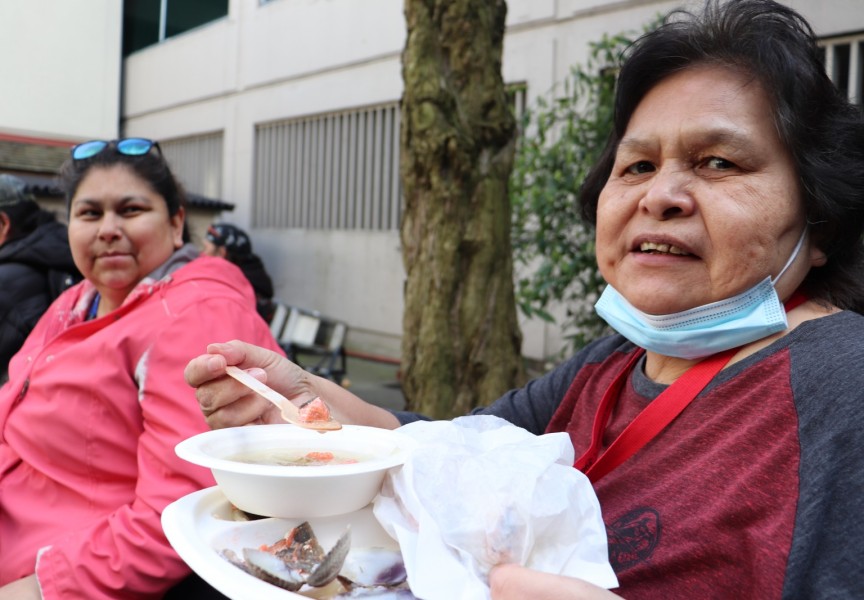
<box><xmin>0</xmin><ymin>138</ymin><xmax>283</xmax><ymax>599</ymax></box>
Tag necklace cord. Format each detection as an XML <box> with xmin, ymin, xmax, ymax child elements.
<box><xmin>576</xmin><ymin>290</ymin><xmax>807</xmax><ymax>483</ymax></box>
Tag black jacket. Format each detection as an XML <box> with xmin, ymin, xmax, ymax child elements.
<box><xmin>232</xmin><ymin>253</ymin><xmax>275</xmax><ymax>323</ymax></box>
<box><xmin>0</xmin><ymin>219</ymin><xmax>80</xmax><ymax>380</ymax></box>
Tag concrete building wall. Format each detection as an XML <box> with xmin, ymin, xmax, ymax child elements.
<box><xmin>0</xmin><ymin>0</ymin><xmax>122</xmax><ymax>142</ymax></box>
<box><xmin>120</xmin><ymin>0</ymin><xmax>864</xmax><ymax>361</ymax></box>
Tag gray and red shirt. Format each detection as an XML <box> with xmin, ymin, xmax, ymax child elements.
<box><xmin>395</xmin><ymin>310</ymin><xmax>864</xmax><ymax>598</ymax></box>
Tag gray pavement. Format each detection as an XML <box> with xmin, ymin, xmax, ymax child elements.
<box><xmin>339</xmin><ymin>355</ymin><xmax>405</xmax><ymax>412</ymax></box>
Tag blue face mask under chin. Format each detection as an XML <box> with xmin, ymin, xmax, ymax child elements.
<box><xmin>594</xmin><ymin>230</ymin><xmax>808</xmax><ymax>360</ymax></box>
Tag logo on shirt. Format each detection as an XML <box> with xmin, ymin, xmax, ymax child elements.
<box><xmin>607</xmin><ymin>507</ymin><xmax>661</xmax><ymax>570</ymax></box>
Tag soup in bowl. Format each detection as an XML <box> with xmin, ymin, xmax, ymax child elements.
<box><xmin>175</xmin><ymin>424</ymin><xmax>415</xmax><ymax>518</ymax></box>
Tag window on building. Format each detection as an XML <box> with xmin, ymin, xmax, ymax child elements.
<box><xmin>122</xmin><ymin>0</ymin><xmax>229</xmax><ymax>56</ymax></box>
<box><xmin>510</xmin><ymin>83</ymin><xmax>528</xmax><ymax>130</ymax></box>
<box><xmin>161</xmin><ymin>132</ymin><xmax>224</xmax><ymax>199</ymax></box>
<box><xmin>820</xmin><ymin>33</ymin><xmax>864</xmax><ymax>105</ymax></box>
<box><xmin>253</xmin><ymin>104</ymin><xmax>403</xmax><ymax>231</ymax></box>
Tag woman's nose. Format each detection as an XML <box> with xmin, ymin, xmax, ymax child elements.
<box><xmin>638</xmin><ymin>166</ymin><xmax>696</xmax><ymax>220</ymax></box>
<box><xmin>97</xmin><ymin>213</ymin><xmax>122</xmax><ymax>240</ymax></box>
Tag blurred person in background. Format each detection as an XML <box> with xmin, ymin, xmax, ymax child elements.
<box><xmin>203</xmin><ymin>222</ymin><xmax>276</xmax><ymax>323</ymax></box>
<box><xmin>0</xmin><ymin>174</ymin><xmax>80</xmax><ymax>382</ymax></box>
<box><xmin>0</xmin><ymin>138</ymin><xmax>282</xmax><ymax>599</ymax></box>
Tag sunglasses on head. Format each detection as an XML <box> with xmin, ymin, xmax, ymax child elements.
<box><xmin>71</xmin><ymin>138</ymin><xmax>161</xmax><ymax>161</ymax></box>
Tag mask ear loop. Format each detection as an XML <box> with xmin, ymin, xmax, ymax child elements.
<box><xmin>771</xmin><ymin>229</ymin><xmax>808</xmax><ymax>286</ymax></box>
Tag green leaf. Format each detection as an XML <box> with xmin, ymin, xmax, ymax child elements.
<box><xmin>509</xmin><ymin>14</ymin><xmax>663</xmax><ymax>359</ymax></box>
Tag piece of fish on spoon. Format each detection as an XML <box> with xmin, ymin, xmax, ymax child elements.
<box><xmin>224</xmin><ymin>366</ymin><xmax>342</xmax><ymax>432</ymax></box>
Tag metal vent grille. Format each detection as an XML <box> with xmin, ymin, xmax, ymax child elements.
<box><xmin>253</xmin><ymin>103</ymin><xmax>402</xmax><ymax>230</ymax></box>
<box><xmin>161</xmin><ymin>132</ymin><xmax>224</xmax><ymax>198</ymax></box>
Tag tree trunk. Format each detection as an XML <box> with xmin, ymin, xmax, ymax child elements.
<box><xmin>400</xmin><ymin>0</ymin><xmax>524</xmax><ymax>419</ymax></box>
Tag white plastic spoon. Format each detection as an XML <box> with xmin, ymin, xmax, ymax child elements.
<box><xmin>225</xmin><ymin>366</ymin><xmax>342</xmax><ymax>432</ymax></box>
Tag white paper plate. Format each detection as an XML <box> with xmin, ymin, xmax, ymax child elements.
<box><xmin>161</xmin><ymin>486</ymin><xmax>401</xmax><ymax>599</ymax></box>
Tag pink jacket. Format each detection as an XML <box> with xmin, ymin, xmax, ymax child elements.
<box><xmin>0</xmin><ymin>251</ymin><xmax>283</xmax><ymax>598</ymax></box>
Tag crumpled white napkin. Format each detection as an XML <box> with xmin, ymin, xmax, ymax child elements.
<box><xmin>372</xmin><ymin>415</ymin><xmax>618</xmax><ymax>600</ymax></box>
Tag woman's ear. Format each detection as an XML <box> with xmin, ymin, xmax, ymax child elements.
<box><xmin>171</xmin><ymin>207</ymin><xmax>186</xmax><ymax>249</ymax></box>
<box><xmin>809</xmin><ymin>243</ymin><xmax>827</xmax><ymax>267</ymax></box>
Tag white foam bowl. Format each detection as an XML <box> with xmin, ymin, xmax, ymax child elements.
<box><xmin>175</xmin><ymin>424</ymin><xmax>415</xmax><ymax>518</ymax></box>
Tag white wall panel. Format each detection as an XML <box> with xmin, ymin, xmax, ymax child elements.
<box><xmin>0</xmin><ymin>0</ymin><xmax>121</xmax><ymax>141</ymax></box>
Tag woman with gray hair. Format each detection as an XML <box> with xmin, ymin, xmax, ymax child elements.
<box><xmin>186</xmin><ymin>0</ymin><xmax>864</xmax><ymax>597</ymax></box>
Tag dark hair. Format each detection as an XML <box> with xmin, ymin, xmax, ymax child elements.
<box><xmin>58</xmin><ymin>141</ymin><xmax>191</xmax><ymax>243</ymax></box>
<box><xmin>3</xmin><ymin>199</ymin><xmax>58</xmax><ymax>242</ymax></box>
<box><xmin>579</xmin><ymin>0</ymin><xmax>864</xmax><ymax>311</ymax></box>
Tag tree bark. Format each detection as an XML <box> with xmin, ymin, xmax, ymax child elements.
<box><xmin>400</xmin><ymin>0</ymin><xmax>524</xmax><ymax>419</ymax></box>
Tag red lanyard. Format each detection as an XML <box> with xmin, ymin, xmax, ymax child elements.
<box><xmin>575</xmin><ymin>291</ymin><xmax>808</xmax><ymax>483</ymax></box>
